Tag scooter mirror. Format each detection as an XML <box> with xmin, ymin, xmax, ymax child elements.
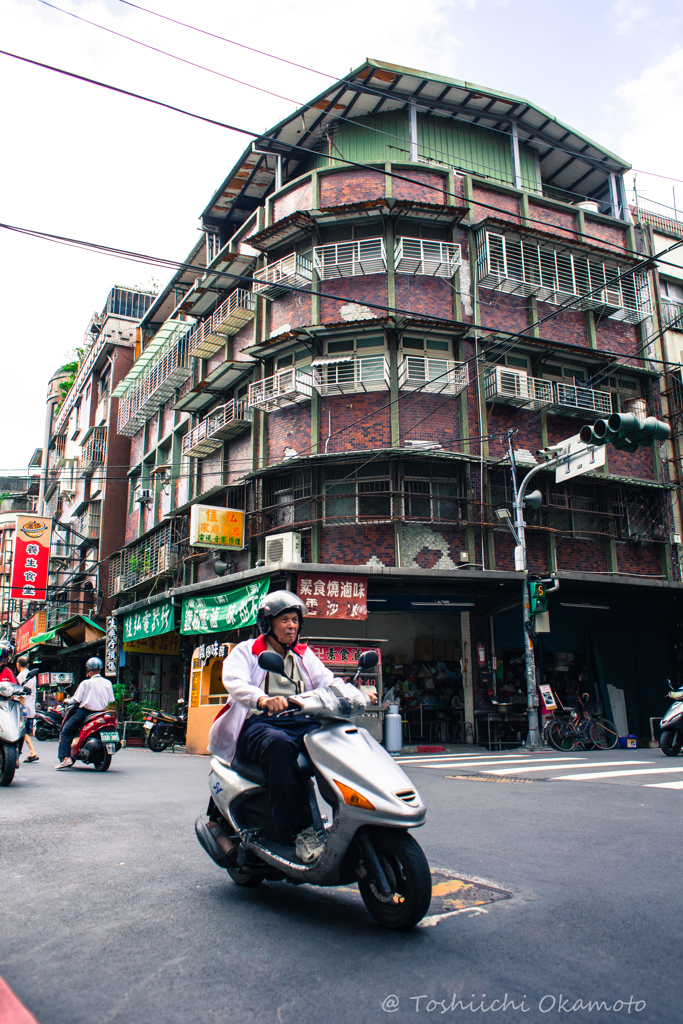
<box><xmin>357</xmin><ymin>650</ymin><xmax>379</xmax><ymax>671</ymax></box>
<box><xmin>258</xmin><ymin>651</ymin><xmax>285</xmax><ymax>675</ymax></box>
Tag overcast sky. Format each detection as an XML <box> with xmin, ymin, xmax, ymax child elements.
<box><xmin>1</xmin><ymin>0</ymin><xmax>682</xmax><ymax>472</ymax></box>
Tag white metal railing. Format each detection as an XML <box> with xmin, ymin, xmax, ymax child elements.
<box><xmin>476</xmin><ymin>229</ymin><xmax>651</xmax><ymax>324</ymax></box>
<box><xmin>74</xmin><ymin>502</ymin><xmax>100</xmax><ymax>541</ymax></box>
<box><xmin>188</xmin><ymin>290</ymin><xmax>255</xmax><ymax>359</ymax></box>
<box><xmin>182</xmin><ymin>400</ymin><xmax>251</xmax><ymax>458</ymax></box>
<box><xmin>399</xmin><ymin>355</ymin><xmax>469</xmax><ymax>395</ymax></box>
<box><xmin>48</xmin><ymin>435</ymin><xmax>66</xmax><ymax>470</ymax></box>
<box><xmin>117</xmin><ymin>323</ymin><xmax>193</xmax><ymax>436</ymax></box>
<box><xmin>394</xmin><ymin>238</ymin><xmax>461</xmax><ymax>278</ymax></box>
<box><xmin>661</xmin><ymin>300</ymin><xmax>683</xmax><ymax>332</ymax></box>
<box><xmin>554</xmin><ymin>383</ymin><xmax>612</xmax><ymax>416</ymax></box>
<box><xmin>313</xmin><ymin>238</ymin><xmax>386</xmax><ymax>280</ymax></box>
<box><xmin>485</xmin><ymin>367</ymin><xmax>553</xmax><ymax>409</ymax></box>
<box><xmin>252</xmin><ymin>253</ymin><xmax>313</xmax><ymax>298</ymax></box>
<box><xmin>311</xmin><ymin>356</ymin><xmax>389</xmax><ymax>396</ymax></box>
<box><xmin>80</xmin><ymin>426</ymin><xmax>107</xmax><ymax>476</ymax></box>
<box><xmin>248</xmin><ymin>369</ymin><xmax>313</xmax><ymax>410</ymax></box>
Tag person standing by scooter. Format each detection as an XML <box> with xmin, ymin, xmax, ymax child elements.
<box><xmin>56</xmin><ymin>657</ymin><xmax>114</xmax><ymax>770</ymax></box>
<box><xmin>16</xmin><ymin>656</ymin><xmax>39</xmax><ymax>763</ymax></box>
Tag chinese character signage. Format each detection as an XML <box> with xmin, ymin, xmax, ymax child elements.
<box><xmin>123</xmin><ymin>634</ymin><xmax>181</xmax><ymax>656</ymax></box>
<box><xmin>297</xmin><ymin>573</ymin><xmax>368</xmax><ymax>620</ymax></box>
<box><xmin>10</xmin><ymin>516</ymin><xmax>52</xmax><ymax>601</ymax></box>
<box><xmin>190</xmin><ymin>504</ymin><xmax>245</xmax><ymax>550</ymax></box>
<box><xmin>15</xmin><ymin>610</ymin><xmax>47</xmax><ymax>653</ymax></box>
<box><xmin>123</xmin><ymin>599</ymin><xmax>174</xmax><ymax>643</ymax></box>
<box><xmin>105</xmin><ymin>616</ymin><xmax>118</xmax><ymax>678</ymax></box>
<box><xmin>308</xmin><ymin>644</ymin><xmax>381</xmax><ymax>666</ymax></box>
<box><xmin>181</xmin><ymin>577</ymin><xmax>270</xmax><ymax>635</ymax></box>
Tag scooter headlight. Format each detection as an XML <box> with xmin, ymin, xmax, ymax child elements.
<box><xmin>0</xmin><ymin>683</ymin><xmax>15</xmax><ymax>697</ymax></box>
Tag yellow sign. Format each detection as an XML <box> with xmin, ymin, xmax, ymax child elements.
<box><xmin>123</xmin><ymin>633</ymin><xmax>181</xmax><ymax>656</ymax></box>
<box><xmin>190</xmin><ymin>504</ymin><xmax>245</xmax><ymax>550</ymax></box>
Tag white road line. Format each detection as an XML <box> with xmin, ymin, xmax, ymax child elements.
<box><xmin>396</xmin><ymin>754</ymin><xmax>557</xmax><ymax>764</ymax></box>
<box><xmin>490</xmin><ymin>761</ymin><xmax>654</xmax><ymax>775</ymax></box>
<box><xmin>554</xmin><ymin>766</ymin><xmax>683</xmax><ymax>780</ymax></box>
<box><xmin>427</xmin><ymin>757</ymin><xmax>587</xmax><ymax>770</ymax></box>
<box><xmin>645</xmin><ymin>780</ymin><xmax>683</xmax><ymax>789</ymax></box>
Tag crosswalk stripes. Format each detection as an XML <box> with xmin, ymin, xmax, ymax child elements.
<box><xmin>394</xmin><ymin>752</ymin><xmax>683</xmax><ymax>787</ymax></box>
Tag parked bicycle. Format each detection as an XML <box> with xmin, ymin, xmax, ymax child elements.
<box><xmin>544</xmin><ymin>693</ymin><xmax>618</xmax><ymax>751</ymax></box>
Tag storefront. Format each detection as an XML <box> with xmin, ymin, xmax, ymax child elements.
<box><xmin>119</xmin><ymin>600</ymin><xmax>184</xmax><ymax>712</ymax></box>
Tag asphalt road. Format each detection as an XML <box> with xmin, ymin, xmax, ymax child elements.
<box><xmin>0</xmin><ymin>739</ymin><xmax>680</xmax><ymax>1024</ymax></box>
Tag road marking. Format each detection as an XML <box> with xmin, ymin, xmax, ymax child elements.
<box><xmin>555</xmin><ymin>766</ymin><xmax>683</xmax><ymax>780</ymax></box>
<box><xmin>445</xmin><ymin>774</ymin><xmax>546</xmax><ymax>784</ymax></box>
<box><xmin>489</xmin><ymin>760</ymin><xmax>653</xmax><ymax>775</ymax></box>
<box><xmin>645</xmin><ymin>780</ymin><xmax>683</xmax><ymax>789</ymax></box>
<box><xmin>427</xmin><ymin>757</ymin><xmax>586</xmax><ymax>770</ymax></box>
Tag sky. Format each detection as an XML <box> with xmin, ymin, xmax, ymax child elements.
<box><xmin>1</xmin><ymin>0</ymin><xmax>682</xmax><ymax>472</ymax></box>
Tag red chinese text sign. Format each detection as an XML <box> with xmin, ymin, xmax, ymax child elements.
<box><xmin>10</xmin><ymin>515</ymin><xmax>52</xmax><ymax>602</ymax></box>
<box><xmin>297</xmin><ymin>573</ymin><xmax>367</xmax><ymax>620</ymax></box>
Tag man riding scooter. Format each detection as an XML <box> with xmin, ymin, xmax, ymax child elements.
<box><xmin>207</xmin><ymin>591</ymin><xmax>376</xmax><ymax>864</ymax></box>
<box><xmin>56</xmin><ymin>657</ymin><xmax>114</xmax><ymax>770</ymax></box>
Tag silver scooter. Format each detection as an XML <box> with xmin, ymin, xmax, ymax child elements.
<box><xmin>659</xmin><ymin>684</ymin><xmax>683</xmax><ymax>756</ymax></box>
<box><xmin>0</xmin><ymin>668</ymin><xmax>38</xmax><ymax>786</ymax></box>
<box><xmin>196</xmin><ymin>650</ymin><xmax>431</xmax><ymax>930</ymax></box>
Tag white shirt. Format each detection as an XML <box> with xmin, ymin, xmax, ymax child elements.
<box><xmin>17</xmin><ymin>669</ymin><xmax>36</xmax><ymax>717</ymax></box>
<box><xmin>73</xmin><ymin>674</ymin><xmax>115</xmax><ymax>711</ymax></box>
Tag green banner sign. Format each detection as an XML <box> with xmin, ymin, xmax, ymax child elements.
<box><xmin>123</xmin><ymin>599</ymin><xmax>175</xmax><ymax>642</ymax></box>
<box><xmin>180</xmin><ymin>577</ymin><xmax>270</xmax><ymax>635</ymax></box>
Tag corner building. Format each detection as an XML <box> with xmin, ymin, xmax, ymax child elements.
<box><xmin>110</xmin><ymin>61</ymin><xmax>681</xmax><ymax>743</ymax></box>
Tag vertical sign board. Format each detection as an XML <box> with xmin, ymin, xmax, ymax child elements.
<box><xmin>105</xmin><ymin>616</ymin><xmax>118</xmax><ymax>678</ymax></box>
<box><xmin>10</xmin><ymin>516</ymin><xmax>52</xmax><ymax>601</ymax></box>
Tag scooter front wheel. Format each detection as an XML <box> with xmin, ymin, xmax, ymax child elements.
<box><xmin>358</xmin><ymin>828</ymin><xmax>432</xmax><ymax>930</ymax></box>
<box><xmin>659</xmin><ymin>730</ymin><xmax>682</xmax><ymax>757</ymax></box>
<box><xmin>0</xmin><ymin>743</ymin><xmax>17</xmax><ymax>786</ymax></box>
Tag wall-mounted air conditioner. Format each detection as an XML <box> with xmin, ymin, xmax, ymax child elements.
<box><xmin>264</xmin><ymin>532</ymin><xmax>301</xmax><ymax>565</ymax></box>
<box><xmin>137</xmin><ymin>489</ymin><xmax>153</xmax><ymax>503</ymax></box>
<box><xmin>111</xmin><ymin>575</ymin><xmax>122</xmax><ymax>595</ymax></box>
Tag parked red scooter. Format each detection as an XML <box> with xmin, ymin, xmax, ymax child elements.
<box><xmin>61</xmin><ymin>699</ymin><xmax>121</xmax><ymax>771</ymax></box>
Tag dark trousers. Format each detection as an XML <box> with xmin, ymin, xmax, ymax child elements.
<box><xmin>236</xmin><ymin>715</ymin><xmax>318</xmax><ymax>841</ymax></box>
<box><xmin>58</xmin><ymin>707</ymin><xmax>91</xmax><ymax>760</ymax></box>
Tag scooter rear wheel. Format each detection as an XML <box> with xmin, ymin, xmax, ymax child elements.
<box><xmin>147</xmin><ymin>729</ymin><xmax>170</xmax><ymax>753</ymax></box>
<box><xmin>93</xmin><ymin>751</ymin><xmax>112</xmax><ymax>772</ymax></box>
<box><xmin>227</xmin><ymin>866</ymin><xmax>263</xmax><ymax>887</ymax></box>
<box><xmin>659</xmin><ymin>730</ymin><xmax>682</xmax><ymax>757</ymax></box>
<box><xmin>358</xmin><ymin>828</ymin><xmax>432</xmax><ymax>930</ymax></box>
<box><xmin>0</xmin><ymin>743</ymin><xmax>17</xmax><ymax>786</ymax></box>
<box><xmin>34</xmin><ymin>724</ymin><xmax>50</xmax><ymax>742</ymax></box>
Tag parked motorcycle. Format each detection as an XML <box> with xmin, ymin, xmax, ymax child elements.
<box><xmin>0</xmin><ymin>668</ymin><xmax>39</xmax><ymax>785</ymax></box>
<box><xmin>659</xmin><ymin>685</ymin><xmax>683</xmax><ymax>756</ymax></box>
<box><xmin>61</xmin><ymin>699</ymin><xmax>121</xmax><ymax>771</ymax></box>
<box><xmin>195</xmin><ymin>651</ymin><xmax>432</xmax><ymax>930</ymax></box>
<box><xmin>143</xmin><ymin>700</ymin><xmax>187</xmax><ymax>752</ymax></box>
<box><xmin>34</xmin><ymin>702</ymin><xmax>66</xmax><ymax>741</ymax></box>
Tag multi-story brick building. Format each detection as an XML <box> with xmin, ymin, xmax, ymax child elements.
<box><xmin>108</xmin><ymin>60</ymin><xmax>681</xmax><ymax>741</ymax></box>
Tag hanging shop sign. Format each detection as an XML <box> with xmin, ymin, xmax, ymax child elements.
<box><xmin>122</xmin><ymin>599</ymin><xmax>174</xmax><ymax>643</ymax></box>
<box><xmin>15</xmin><ymin>610</ymin><xmax>47</xmax><ymax>653</ymax></box>
<box><xmin>308</xmin><ymin>643</ymin><xmax>381</xmax><ymax>666</ymax></box>
<box><xmin>190</xmin><ymin>505</ymin><xmax>246</xmax><ymax>550</ymax></box>
<box><xmin>297</xmin><ymin>573</ymin><xmax>368</xmax><ymax>620</ymax></box>
<box><xmin>10</xmin><ymin>515</ymin><xmax>53</xmax><ymax>601</ymax></box>
<box><xmin>105</xmin><ymin>616</ymin><xmax>118</xmax><ymax>677</ymax></box>
<box><xmin>123</xmin><ymin>633</ymin><xmax>181</xmax><ymax>656</ymax></box>
<box><xmin>181</xmin><ymin>577</ymin><xmax>270</xmax><ymax>635</ymax></box>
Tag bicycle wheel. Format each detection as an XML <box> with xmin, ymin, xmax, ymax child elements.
<box><xmin>589</xmin><ymin>719</ymin><xmax>619</xmax><ymax>750</ymax></box>
<box><xmin>547</xmin><ymin>721</ymin><xmax>575</xmax><ymax>751</ymax></box>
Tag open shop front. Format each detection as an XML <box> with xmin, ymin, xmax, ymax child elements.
<box><xmin>25</xmin><ymin>615</ymin><xmax>105</xmax><ymax>705</ymax></box>
<box><xmin>119</xmin><ymin>600</ymin><xmax>185</xmax><ymax>730</ymax></box>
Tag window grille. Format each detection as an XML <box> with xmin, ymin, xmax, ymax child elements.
<box><xmin>394</xmin><ymin>238</ymin><xmax>461</xmax><ymax>278</ymax></box>
<box><xmin>108</xmin><ymin>518</ymin><xmax>187</xmax><ymax>595</ymax></box>
<box><xmin>313</xmin><ymin>238</ymin><xmax>386</xmax><ymax>280</ymax></box>
<box><xmin>182</xmin><ymin>400</ymin><xmax>251</xmax><ymax>458</ymax></box>
<box><xmin>81</xmin><ymin>426</ymin><xmax>107</xmax><ymax>476</ymax></box>
<box><xmin>399</xmin><ymin>356</ymin><xmax>468</xmax><ymax>395</ymax></box>
<box><xmin>117</xmin><ymin>323</ymin><xmax>193</xmax><ymax>436</ymax></box>
<box><xmin>311</xmin><ymin>355</ymin><xmax>389</xmax><ymax>395</ymax></box>
<box><xmin>252</xmin><ymin>252</ymin><xmax>313</xmax><ymax>298</ymax></box>
<box><xmin>248</xmin><ymin>369</ymin><xmax>313</xmax><ymax>411</ymax></box>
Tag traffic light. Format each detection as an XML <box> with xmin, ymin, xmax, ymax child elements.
<box><xmin>529</xmin><ymin>581</ymin><xmax>547</xmax><ymax>614</ymax></box>
<box><xmin>579</xmin><ymin>413</ymin><xmax>670</xmax><ymax>454</ymax></box>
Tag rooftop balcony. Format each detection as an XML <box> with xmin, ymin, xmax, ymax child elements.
<box><xmin>311</xmin><ymin>355</ymin><xmax>389</xmax><ymax>396</ymax></box>
<box><xmin>182</xmin><ymin>400</ymin><xmax>251</xmax><ymax>458</ymax></box>
<box><xmin>80</xmin><ymin>426</ymin><xmax>106</xmax><ymax>477</ymax></box>
<box><xmin>252</xmin><ymin>252</ymin><xmax>312</xmax><ymax>298</ymax></box>
<box><xmin>485</xmin><ymin>366</ymin><xmax>612</xmax><ymax>416</ymax></box>
<box><xmin>399</xmin><ymin>355</ymin><xmax>468</xmax><ymax>395</ymax></box>
<box><xmin>248</xmin><ymin>368</ymin><xmax>313</xmax><ymax>411</ymax></box>
<box><xmin>189</xmin><ymin>290</ymin><xmax>255</xmax><ymax>358</ymax></box>
<box><xmin>394</xmin><ymin>238</ymin><xmax>461</xmax><ymax>278</ymax></box>
<box><xmin>313</xmin><ymin>238</ymin><xmax>387</xmax><ymax>280</ymax></box>
<box><xmin>117</xmin><ymin>323</ymin><xmax>192</xmax><ymax>437</ymax></box>
<box><xmin>476</xmin><ymin>228</ymin><xmax>651</xmax><ymax>325</ymax></box>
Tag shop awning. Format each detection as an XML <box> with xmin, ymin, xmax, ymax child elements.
<box><xmin>180</xmin><ymin>577</ymin><xmax>270</xmax><ymax>635</ymax></box>
<box><xmin>29</xmin><ymin>615</ymin><xmax>105</xmax><ymax>648</ymax></box>
<box><xmin>123</xmin><ymin>599</ymin><xmax>175</xmax><ymax>642</ymax></box>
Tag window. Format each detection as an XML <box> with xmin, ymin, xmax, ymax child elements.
<box><xmin>542</xmin><ymin>363</ymin><xmax>586</xmax><ymax>383</ymax></box>
<box><xmin>401</xmin><ymin>335</ymin><xmax>452</xmax><ymax>355</ymax></box>
<box><xmin>263</xmin><ymin>470</ymin><xmax>313</xmax><ymax>527</ymax></box>
<box><xmin>323</xmin><ymin>462</ymin><xmax>391</xmax><ymax>523</ymax></box>
<box><xmin>403</xmin><ymin>461</ymin><xmax>462</xmax><ymax>522</ymax></box>
<box><xmin>274</xmin><ymin>347</ymin><xmax>311</xmax><ymax>373</ymax></box>
<box><xmin>325</xmin><ymin>335</ymin><xmax>385</xmax><ymax>356</ymax></box>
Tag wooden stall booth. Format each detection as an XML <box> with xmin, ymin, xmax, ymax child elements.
<box><xmin>186</xmin><ymin>641</ymin><xmax>235</xmax><ymax>755</ymax></box>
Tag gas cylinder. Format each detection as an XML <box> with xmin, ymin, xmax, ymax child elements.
<box><xmin>384</xmin><ymin>703</ymin><xmax>402</xmax><ymax>755</ymax></box>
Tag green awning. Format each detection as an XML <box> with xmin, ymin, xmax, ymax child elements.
<box><xmin>181</xmin><ymin>577</ymin><xmax>270</xmax><ymax>635</ymax></box>
<box><xmin>123</xmin><ymin>599</ymin><xmax>175</xmax><ymax>642</ymax></box>
<box><xmin>29</xmin><ymin>630</ymin><xmax>57</xmax><ymax>646</ymax></box>
<box><xmin>29</xmin><ymin>615</ymin><xmax>104</xmax><ymax>647</ymax></box>
<box><xmin>111</xmin><ymin>319</ymin><xmax>189</xmax><ymax>398</ymax></box>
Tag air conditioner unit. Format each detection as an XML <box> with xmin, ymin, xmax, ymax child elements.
<box><xmin>111</xmin><ymin>575</ymin><xmax>122</xmax><ymax>594</ymax></box>
<box><xmin>157</xmin><ymin>545</ymin><xmax>178</xmax><ymax>573</ymax></box>
<box><xmin>264</xmin><ymin>532</ymin><xmax>301</xmax><ymax>565</ymax></box>
<box><xmin>137</xmin><ymin>489</ymin><xmax>153</xmax><ymax>503</ymax></box>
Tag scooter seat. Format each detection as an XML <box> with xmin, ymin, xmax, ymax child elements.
<box><xmin>230</xmin><ymin>752</ymin><xmax>314</xmax><ymax>786</ymax></box>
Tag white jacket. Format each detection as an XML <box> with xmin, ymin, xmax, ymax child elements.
<box><xmin>207</xmin><ymin>635</ymin><xmax>339</xmax><ymax>763</ymax></box>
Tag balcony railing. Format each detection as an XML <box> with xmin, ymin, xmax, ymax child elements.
<box><xmin>476</xmin><ymin>229</ymin><xmax>651</xmax><ymax>324</ymax></box>
<box><xmin>188</xmin><ymin>291</ymin><xmax>255</xmax><ymax>358</ymax></box>
<box><xmin>311</xmin><ymin>356</ymin><xmax>389</xmax><ymax>396</ymax></box>
<box><xmin>248</xmin><ymin>369</ymin><xmax>313</xmax><ymax>411</ymax></box>
<box><xmin>108</xmin><ymin>519</ymin><xmax>187</xmax><ymax>596</ymax></box>
<box><xmin>48</xmin><ymin>435</ymin><xmax>66</xmax><ymax>471</ymax></box>
<box><xmin>182</xmin><ymin>400</ymin><xmax>251</xmax><ymax>458</ymax></box>
<box><xmin>485</xmin><ymin>367</ymin><xmax>612</xmax><ymax>416</ymax></box>
<box><xmin>661</xmin><ymin>300</ymin><xmax>683</xmax><ymax>332</ymax></box>
<box><xmin>313</xmin><ymin>238</ymin><xmax>387</xmax><ymax>280</ymax></box>
<box><xmin>399</xmin><ymin>355</ymin><xmax>469</xmax><ymax>395</ymax></box>
<box><xmin>80</xmin><ymin>426</ymin><xmax>107</xmax><ymax>477</ymax></box>
<box><xmin>394</xmin><ymin>238</ymin><xmax>461</xmax><ymax>278</ymax></box>
<box><xmin>252</xmin><ymin>253</ymin><xmax>313</xmax><ymax>298</ymax></box>
<box><xmin>117</xmin><ymin>323</ymin><xmax>192</xmax><ymax>437</ymax></box>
